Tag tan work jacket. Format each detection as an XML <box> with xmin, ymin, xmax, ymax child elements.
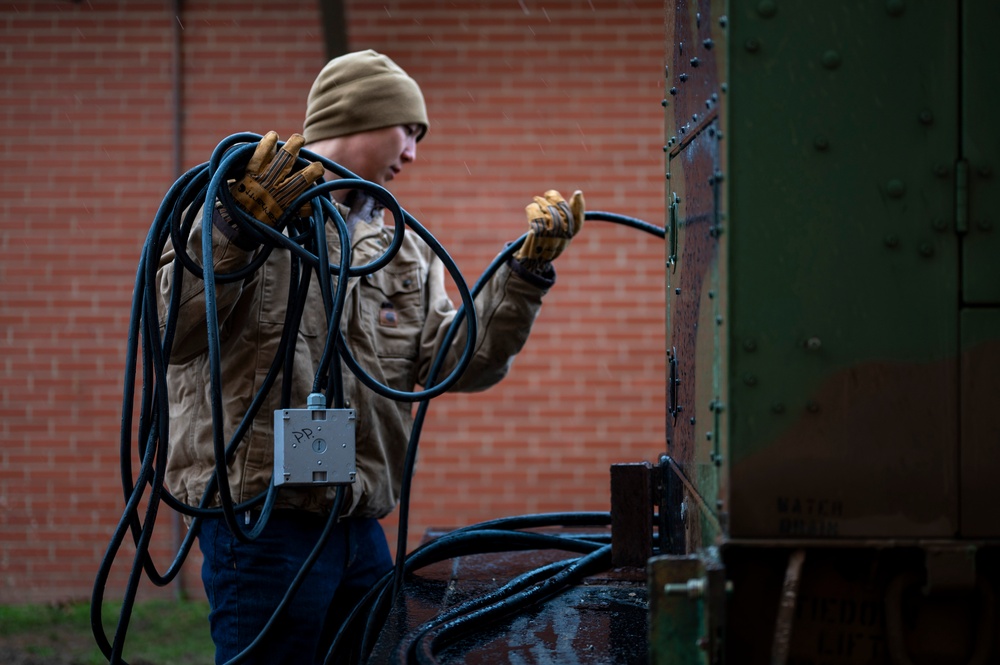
<box><xmin>157</xmin><ymin>202</ymin><xmax>549</xmax><ymax>519</ymax></box>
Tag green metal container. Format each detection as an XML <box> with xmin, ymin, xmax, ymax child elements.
<box><xmin>655</xmin><ymin>0</ymin><xmax>1000</xmax><ymax>661</ymax></box>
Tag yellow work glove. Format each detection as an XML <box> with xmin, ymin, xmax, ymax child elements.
<box><xmin>513</xmin><ymin>189</ymin><xmax>585</xmax><ymax>272</ymax></box>
<box><xmin>223</xmin><ymin>131</ymin><xmax>324</xmax><ymax>229</ymax></box>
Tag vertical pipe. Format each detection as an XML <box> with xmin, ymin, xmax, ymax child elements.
<box><xmin>171</xmin><ymin>0</ymin><xmax>186</xmax><ymax>602</ymax></box>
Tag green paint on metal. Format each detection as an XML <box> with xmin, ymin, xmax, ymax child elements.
<box><xmin>648</xmin><ymin>556</ymin><xmax>709</xmax><ymax>665</ymax></box>
<box><xmin>726</xmin><ymin>0</ymin><xmax>960</xmax><ymax>465</ymax></box>
<box><xmin>962</xmin><ymin>0</ymin><xmax>1000</xmax><ymax>304</ymax></box>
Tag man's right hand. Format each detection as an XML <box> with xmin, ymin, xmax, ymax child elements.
<box><xmin>229</xmin><ymin>131</ymin><xmax>325</xmax><ymax>228</ymax></box>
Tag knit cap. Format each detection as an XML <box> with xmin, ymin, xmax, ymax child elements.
<box><xmin>303</xmin><ymin>50</ymin><xmax>428</xmax><ymax>144</ymax></box>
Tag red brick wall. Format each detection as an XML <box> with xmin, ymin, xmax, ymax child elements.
<box><xmin>0</xmin><ymin>0</ymin><xmax>665</xmax><ymax>604</ymax></box>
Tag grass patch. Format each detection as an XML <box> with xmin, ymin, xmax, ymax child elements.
<box><xmin>0</xmin><ymin>599</ymin><xmax>214</xmax><ymax>665</ymax></box>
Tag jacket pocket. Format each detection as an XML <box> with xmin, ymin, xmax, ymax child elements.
<box><xmin>360</xmin><ymin>266</ymin><xmax>423</xmax><ymax>360</ymax></box>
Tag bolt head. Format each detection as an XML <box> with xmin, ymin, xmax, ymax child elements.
<box><xmin>886</xmin><ymin>179</ymin><xmax>906</xmax><ymax>198</ymax></box>
<box><xmin>756</xmin><ymin>0</ymin><xmax>777</xmax><ymax>18</ymax></box>
<box><xmin>822</xmin><ymin>50</ymin><xmax>842</xmax><ymax>70</ymax></box>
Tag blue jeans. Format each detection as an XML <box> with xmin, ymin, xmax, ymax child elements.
<box><xmin>197</xmin><ymin>510</ymin><xmax>392</xmax><ymax>665</ymax></box>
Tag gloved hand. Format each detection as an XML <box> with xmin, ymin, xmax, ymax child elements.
<box><xmin>513</xmin><ymin>189</ymin><xmax>585</xmax><ymax>271</ymax></box>
<box><xmin>226</xmin><ymin>131</ymin><xmax>325</xmax><ymax>228</ymax></box>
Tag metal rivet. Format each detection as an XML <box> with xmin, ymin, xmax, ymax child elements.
<box><xmin>757</xmin><ymin>0</ymin><xmax>777</xmax><ymax>18</ymax></box>
<box><xmin>692</xmin><ymin>113</ymin><xmax>699</xmax><ymax>122</ymax></box>
<box><xmin>703</xmin><ymin>39</ymin><xmax>714</xmax><ymax>50</ymax></box>
<box><xmin>716</xmin><ymin>315</ymin><xmax>724</xmax><ymax>325</ymax></box>
<box><xmin>884</xmin><ymin>234</ymin><xmax>900</xmax><ymax>248</ymax></box>
<box><xmin>675</xmin><ymin>288</ymin><xmax>681</xmax><ymax>295</ymax></box>
<box><xmin>706</xmin><ymin>432</ymin><xmax>713</xmax><ymax>441</ymax></box>
<box><xmin>886</xmin><ymin>0</ymin><xmax>905</xmax><ymax>17</ymax></box>
<box><xmin>745</xmin><ymin>39</ymin><xmax>761</xmax><ymax>53</ymax></box>
<box><xmin>743</xmin><ymin>339</ymin><xmax>757</xmax><ymax>352</ymax></box>
<box><xmin>679</xmin><ymin>73</ymin><xmax>689</xmax><ymax>82</ymax></box>
<box><xmin>719</xmin><ymin>15</ymin><xmax>728</xmax><ymax>27</ymax></box>
<box><xmin>708</xmin><ymin>290</ymin><xmax>715</xmax><ymax>299</ymax></box>
<box><xmin>813</xmin><ymin>137</ymin><xmax>830</xmax><ymax>151</ymax></box>
<box><xmin>919</xmin><ymin>243</ymin><xmax>935</xmax><ymax>257</ymax></box>
<box><xmin>918</xmin><ymin>109</ymin><xmax>934</xmax><ymax>125</ymax></box>
<box><xmin>661</xmin><ymin>99</ymin><xmax>668</xmax><ymax>107</ymax></box>
<box><xmin>821</xmin><ymin>50</ymin><xmax>842</xmax><ymax>70</ymax></box>
<box><xmin>690</xmin><ymin>57</ymin><xmax>700</xmax><ymax>68</ymax></box>
<box><xmin>886</xmin><ymin>179</ymin><xmax>906</xmax><ymax>198</ymax></box>
<box><xmin>806</xmin><ymin>337</ymin><xmax>822</xmax><ymax>351</ymax></box>
<box><xmin>669</xmin><ymin>87</ymin><xmax>678</xmax><ymax>96</ymax></box>
<box><xmin>720</xmin><ymin>83</ymin><xmax>728</xmax><ymax>93</ymax></box>
<box><xmin>690</xmin><ymin>417</ymin><xmax>696</xmax><ymax>425</ymax></box>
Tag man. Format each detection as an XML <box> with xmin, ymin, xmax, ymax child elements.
<box><xmin>158</xmin><ymin>49</ymin><xmax>584</xmax><ymax>664</ymax></box>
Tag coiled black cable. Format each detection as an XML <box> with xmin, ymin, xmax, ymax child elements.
<box><xmin>92</xmin><ymin>133</ymin><xmax>482</xmax><ymax>665</ymax></box>
<box><xmin>93</xmin><ymin>132</ymin><xmax>666</xmax><ymax>665</ymax></box>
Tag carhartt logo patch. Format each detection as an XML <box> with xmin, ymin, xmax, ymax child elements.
<box><xmin>379</xmin><ymin>302</ymin><xmax>398</xmax><ymax>327</ymax></box>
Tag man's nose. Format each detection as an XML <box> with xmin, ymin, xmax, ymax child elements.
<box><xmin>401</xmin><ymin>138</ymin><xmax>417</xmax><ymax>163</ymax></box>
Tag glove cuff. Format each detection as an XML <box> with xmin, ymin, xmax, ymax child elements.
<box><xmin>213</xmin><ymin>202</ymin><xmax>262</xmax><ymax>252</ymax></box>
<box><xmin>508</xmin><ymin>255</ymin><xmax>555</xmax><ymax>289</ymax></box>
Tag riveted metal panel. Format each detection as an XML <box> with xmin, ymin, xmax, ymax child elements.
<box><xmin>961</xmin><ymin>0</ymin><xmax>1000</xmax><ymax>304</ymax></box>
<box><xmin>665</xmin><ymin>0</ymin><xmax>728</xmax><ymax>552</ymax></box>
<box><xmin>725</xmin><ymin>1</ymin><xmax>959</xmax><ymax>538</ymax></box>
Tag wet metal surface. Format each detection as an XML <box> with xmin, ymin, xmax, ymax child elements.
<box><xmin>370</xmin><ymin>544</ymin><xmax>648</xmax><ymax>664</ymax></box>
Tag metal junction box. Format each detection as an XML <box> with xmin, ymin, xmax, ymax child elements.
<box><xmin>273</xmin><ymin>406</ymin><xmax>356</xmax><ymax>487</ymax></box>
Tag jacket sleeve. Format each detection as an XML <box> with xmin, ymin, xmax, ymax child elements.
<box><xmin>156</xmin><ymin>205</ymin><xmax>258</xmax><ymax>365</ymax></box>
<box><xmin>416</xmin><ymin>255</ymin><xmax>550</xmax><ymax>393</ymax></box>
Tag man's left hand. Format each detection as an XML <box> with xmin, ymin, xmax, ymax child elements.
<box><xmin>513</xmin><ymin>189</ymin><xmax>585</xmax><ymax>270</ymax></box>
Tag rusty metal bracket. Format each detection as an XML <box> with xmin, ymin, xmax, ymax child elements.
<box><xmin>770</xmin><ymin>548</ymin><xmax>807</xmax><ymax>665</ymax></box>
<box><xmin>649</xmin><ymin>551</ymin><xmax>728</xmax><ymax>665</ymax></box>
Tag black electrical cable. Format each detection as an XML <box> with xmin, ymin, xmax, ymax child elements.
<box><xmin>94</xmin><ymin>131</ymin><xmax>667</xmax><ymax>665</ymax></box>
<box><xmin>412</xmin><ymin>544</ymin><xmax>614</xmax><ymax>665</ymax></box>
<box><xmin>391</xmin><ymin>210</ymin><xmax>664</xmax><ymax>597</ymax></box>
<box><xmin>92</xmin><ymin>133</ymin><xmax>482</xmax><ymax>665</ymax></box>
<box><xmin>364</xmin><ymin>210</ymin><xmax>664</xmax><ymax>663</ymax></box>
<box><xmin>324</xmin><ymin>518</ymin><xmax>612</xmax><ymax>664</ymax></box>
<box><xmin>325</xmin><ymin>512</ymin><xmax>613</xmax><ymax>663</ymax></box>
<box><xmin>395</xmin><ymin>558</ymin><xmax>573</xmax><ymax>663</ymax></box>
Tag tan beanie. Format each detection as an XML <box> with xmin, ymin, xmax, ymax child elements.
<box><xmin>303</xmin><ymin>50</ymin><xmax>428</xmax><ymax>144</ymax></box>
